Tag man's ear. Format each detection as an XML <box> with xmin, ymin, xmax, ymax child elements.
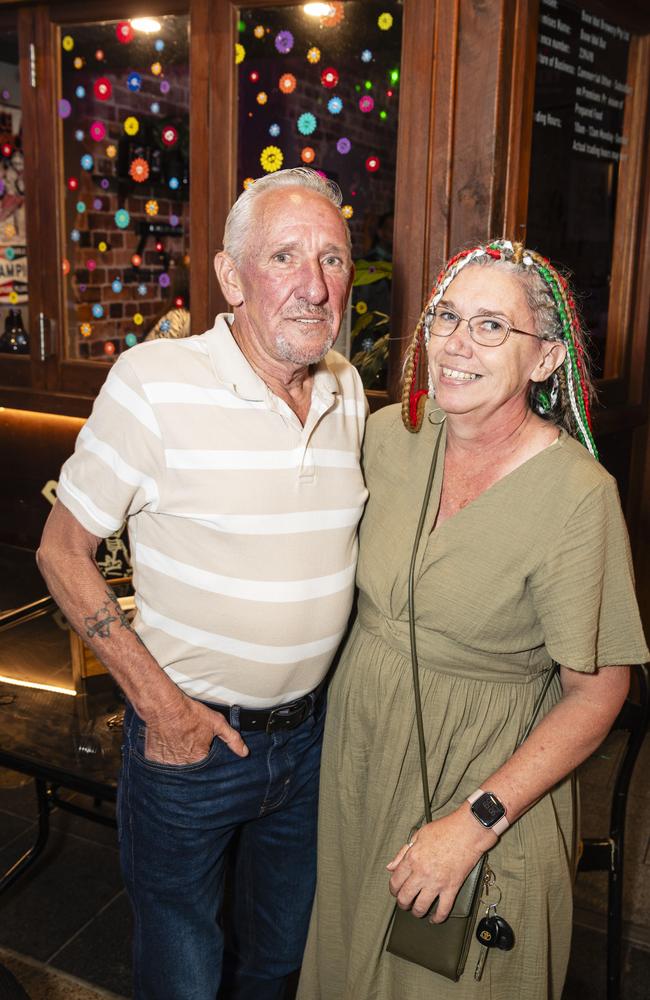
<box><xmin>214</xmin><ymin>251</ymin><xmax>244</xmax><ymax>307</ymax></box>
<box><xmin>530</xmin><ymin>341</ymin><xmax>567</xmax><ymax>383</ymax></box>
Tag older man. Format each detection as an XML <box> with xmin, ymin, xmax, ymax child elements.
<box><xmin>37</xmin><ymin>168</ymin><xmax>367</xmax><ymax>1000</ymax></box>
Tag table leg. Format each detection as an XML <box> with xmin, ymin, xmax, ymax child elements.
<box><xmin>0</xmin><ymin>778</ymin><xmax>51</xmax><ymax>894</ymax></box>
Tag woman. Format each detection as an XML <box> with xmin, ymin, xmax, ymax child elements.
<box><xmin>298</xmin><ymin>240</ymin><xmax>649</xmax><ymax>1000</ymax></box>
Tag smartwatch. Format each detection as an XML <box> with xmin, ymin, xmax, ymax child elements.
<box><xmin>467</xmin><ymin>789</ymin><xmax>509</xmax><ymax>836</ymax></box>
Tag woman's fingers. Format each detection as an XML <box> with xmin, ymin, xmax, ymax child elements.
<box><xmin>386</xmin><ymin>841</ymin><xmax>414</xmax><ymax>871</ymax></box>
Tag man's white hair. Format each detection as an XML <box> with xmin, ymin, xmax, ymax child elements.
<box><xmin>223</xmin><ymin>167</ymin><xmax>350</xmax><ymax>264</ymax></box>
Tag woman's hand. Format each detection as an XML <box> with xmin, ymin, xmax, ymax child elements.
<box><xmin>386</xmin><ymin>809</ymin><xmax>495</xmax><ymax>923</ymax></box>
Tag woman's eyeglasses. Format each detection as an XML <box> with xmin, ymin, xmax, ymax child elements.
<box><xmin>424</xmin><ymin>307</ymin><xmax>544</xmax><ymax>348</ymax></box>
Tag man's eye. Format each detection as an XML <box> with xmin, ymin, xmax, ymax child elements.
<box><xmin>273</xmin><ymin>253</ymin><xmax>289</xmax><ymax>263</ymax></box>
<box><xmin>324</xmin><ymin>256</ymin><xmax>342</xmax><ymax>266</ymax></box>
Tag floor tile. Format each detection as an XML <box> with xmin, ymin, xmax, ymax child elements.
<box><xmin>53</xmin><ymin>891</ymin><xmax>132</xmax><ymax>999</ymax></box>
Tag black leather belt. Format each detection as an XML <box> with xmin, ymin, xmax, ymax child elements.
<box><xmin>208</xmin><ymin>686</ymin><xmax>323</xmax><ymax>734</ymax></box>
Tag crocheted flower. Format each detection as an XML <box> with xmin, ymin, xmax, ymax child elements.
<box><xmin>356</xmin><ymin>300</ymin><xmax>367</xmax><ymax>314</ymax></box>
<box><xmin>151</xmin><ymin>62</ymin><xmax>162</xmax><ymax>76</ymax></box>
<box><xmin>327</xmin><ymin>96</ymin><xmax>343</xmax><ymax>114</ymax></box>
<box><xmin>80</xmin><ymin>154</ymin><xmax>94</xmax><ymax>171</ymax></box>
<box><xmin>256</xmin><ymin>91</ymin><xmax>268</xmax><ymax>105</ymax></box>
<box><xmin>378</xmin><ymin>12</ymin><xmax>394</xmax><ymax>30</ymax></box>
<box><xmin>62</xmin><ymin>35</ymin><xmax>74</xmax><ymax>52</ymax></box>
<box><xmin>254</xmin><ymin>25</ymin><xmax>265</xmax><ymax>39</ymax></box>
<box><xmin>146</xmin><ymin>200</ymin><xmax>159</xmax><ymax>216</ymax></box>
<box><xmin>116</xmin><ymin>21</ymin><xmax>134</xmax><ymax>44</ymax></box>
<box><xmin>80</xmin><ymin>322</ymin><xmax>92</xmax><ymax>337</ymax></box>
<box><xmin>307</xmin><ymin>47</ymin><xmax>321</xmax><ymax>64</ymax></box>
<box><xmin>269</xmin><ymin>123</ymin><xmax>280</xmax><ymax>137</ymax></box>
<box><xmin>359</xmin><ymin>96</ymin><xmax>374</xmax><ymax>113</ymax></box>
<box><xmin>297</xmin><ymin>112</ymin><xmax>317</xmax><ymax>136</ymax></box>
<box><xmin>365</xmin><ymin>155</ymin><xmax>380</xmax><ymax>172</ymax></box>
<box><xmin>235</xmin><ymin>43</ymin><xmax>245</xmax><ymax>64</ymax></box>
<box><xmin>361</xmin><ymin>49</ymin><xmax>372</xmax><ymax>63</ymax></box>
<box><xmin>162</xmin><ymin>126</ymin><xmax>178</xmax><ymax>146</ymax></box>
<box><xmin>341</xmin><ymin>204</ymin><xmax>353</xmax><ymax>219</ymax></box>
<box><xmin>93</xmin><ymin>77</ymin><xmax>112</xmax><ymax>101</ymax></box>
<box><xmin>260</xmin><ymin>145</ymin><xmax>283</xmax><ymax>172</ymax></box>
<box><xmin>124</xmin><ymin>116</ymin><xmax>140</xmax><ymax>136</ymax></box>
<box><xmin>129</xmin><ymin>158</ymin><xmax>149</xmax><ymax>182</ymax></box>
<box><xmin>92</xmin><ymin>304</ymin><xmax>104</xmax><ymax>319</ymax></box>
<box><xmin>114</xmin><ymin>209</ymin><xmax>130</xmax><ymax>229</ymax></box>
<box><xmin>336</xmin><ymin>137</ymin><xmax>351</xmax><ymax>154</ymax></box>
<box><xmin>127</xmin><ymin>72</ymin><xmax>142</xmax><ymax>92</ymax></box>
<box><xmin>133</xmin><ymin>313</ymin><xmax>144</xmax><ymax>326</ymax></box>
<box><xmin>89</xmin><ymin>121</ymin><xmax>106</xmax><ymax>142</ymax></box>
<box><xmin>275</xmin><ymin>31</ymin><xmax>294</xmax><ymax>54</ymax></box>
<box><xmin>301</xmin><ymin>147</ymin><xmax>315</xmax><ymax>164</ymax></box>
<box><xmin>321</xmin><ymin>67</ymin><xmax>338</xmax><ymax>88</ymax></box>
<box><xmin>321</xmin><ymin>2</ymin><xmax>344</xmax><ymax>27</ymax></box>
<box><xmin>243</xmin><ymin>177</ymin><xmax>255</xmax><ymax>189</ymax></box>
<box><xmin>106</xmin><ymin>144</ymin><xmax>117</xmax><ymax>159</ymax></box>
<box><xmin>279</xmin><ymin>73</ymin><xmax>297</xmax><ymax>94</ymax></box>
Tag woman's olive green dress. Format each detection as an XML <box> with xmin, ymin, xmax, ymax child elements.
<box><xmin>298</xmin><ymin>404</ymin><xmax>649</xmax><ymax>1000</ymax></box>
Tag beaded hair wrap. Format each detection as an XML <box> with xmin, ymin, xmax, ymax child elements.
<box><xmin>401</xmin><ymin>240</ymin><xmax>599</xmax><ymax>460</ymax></box>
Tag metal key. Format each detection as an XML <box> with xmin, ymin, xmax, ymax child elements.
<box><xmin>474</xmin><ymin>914</ymin><xmax>500</xmax><ymax>981</ymax></box>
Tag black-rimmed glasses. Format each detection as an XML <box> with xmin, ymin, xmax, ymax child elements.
<box><xmin>424</xmin><ymin>307</ymin><xmax>544</xmax><ymax>348</ymax></box>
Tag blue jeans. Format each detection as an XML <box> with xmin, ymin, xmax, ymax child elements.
<box><xmin>118</xmin><ymin>697</ymin><xmax>325</xmax><ymax>1000</ymax></box>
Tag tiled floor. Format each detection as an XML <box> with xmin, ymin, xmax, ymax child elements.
<box><xmin>0</xmin><ymin>732</ymin><xmax>649</xmax><ymax>1000</ymax></box>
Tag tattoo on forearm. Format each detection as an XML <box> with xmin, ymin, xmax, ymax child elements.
<box><xmin>84</xmin><ymin>588</ymin><xmax>145</xmax><ymax>646</ymax></box>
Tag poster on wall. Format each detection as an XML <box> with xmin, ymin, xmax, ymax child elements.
<box><xmin>0</xmin><ymin>104</ymin><xmax>27</xmax><ymax>305</ymax></box>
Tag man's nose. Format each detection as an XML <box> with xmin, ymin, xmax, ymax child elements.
<box><xmin>295</xmin><ymin>259</ymin><xmax>328</xmax><ymax>304</ymax></box>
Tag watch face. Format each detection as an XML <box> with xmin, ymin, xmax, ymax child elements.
<box><xmin>471</xmin><ymin>792</ymin><xmax>506</xmax><ymax>828</ymax></box>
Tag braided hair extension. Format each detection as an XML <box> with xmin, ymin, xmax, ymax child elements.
<box><xmin>400</xmin><ymin>240</ymin><xmax>599</xmax><ymax>459</ymax></box>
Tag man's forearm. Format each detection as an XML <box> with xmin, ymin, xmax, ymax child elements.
<box><xmin>37</xmin><ymin>545</ymin><xmax>182</xmax><ymax>722</ymax></box>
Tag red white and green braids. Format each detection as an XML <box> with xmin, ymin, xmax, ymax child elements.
<box><xmin>401</xmin><ymin>240</ymin><xmax>599</xmax><ymax>460</ymax></box>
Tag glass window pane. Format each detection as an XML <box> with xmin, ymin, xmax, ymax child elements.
<box><xmin>526</xmin><ymin>0</ymin><xmax>633</xmax><ymax>378</ymax></box>
<box><xmin>0</xmin><ymin>30</ymin><xmax>29</xmax><ymax>356</ymax></box>
<box><xmin>237</xmin><ymin>1</ymin><xmax>402</xmax><ymax>390</ymax></box>
<box><xmin>58</xmin><ymin>15</ymin><xmax>190</xmax><ymax>362</ymax></box>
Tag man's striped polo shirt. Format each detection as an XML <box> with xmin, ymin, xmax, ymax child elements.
<box><xmin>58</xmin><ymin>315</ymin><xmax>368</xmax><ymax>708</ymax></box>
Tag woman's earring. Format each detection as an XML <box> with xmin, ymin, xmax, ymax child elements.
<box><xmin>537</xmin><ymin>371</ymin><xmax>559</xmax><ymax>413</ymax></box>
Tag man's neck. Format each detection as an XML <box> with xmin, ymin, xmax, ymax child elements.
<box><xmin>230</xmin><ymin>318</ymin><xmax>315</xmax><ymax>424</ymax></box>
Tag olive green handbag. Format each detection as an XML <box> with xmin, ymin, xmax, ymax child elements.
<box><xmin>386</xmin><ymin>420</ymin><xmax>558</xmax><ymax>980</ymax></box>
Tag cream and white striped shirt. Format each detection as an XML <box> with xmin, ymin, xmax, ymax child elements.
<box><xmin>58</xmin><ymin>315</ymin><xmax>368</xmax><ymax>707</ymax></box>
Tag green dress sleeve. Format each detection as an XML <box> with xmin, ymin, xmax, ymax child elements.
<box><xmin>529</xmin><ymin>476</ymin><xmax>649</xmax><ymax>671</ymax></box>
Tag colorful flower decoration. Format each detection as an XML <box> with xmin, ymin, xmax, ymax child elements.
<box><xmin>115</xmin><ymin>209</ymin><xmax>130</xmax><ymax>229</ymax></box>
<box><xmin>359</xmin><ymin>95</ymin><xmax>374</xmax><ymax>113</ymax></box>
<box><xmin>162</xmin><ymin>125</ymin><xmax>178</xmax><ymax>147</ymax></box>
<box><xmin>159</xmin><ymin>273</ymin><xmax>171</xmax><ymax>288</ymax></box>
<box><xmin>297</xmin><ymin>112</ymin><xmax>317</xmax><ymax>136</ymax></box>
<box><xmin>301</xmin><ymin>147</ymin><xmax>315</xmax><ymax>164</ymax></box>
<box><xmin>76</xmin><ymin>200</ymin><xmax>86</xmax><ymax>213</ymax></box>
<box><xmin>124</xmin><ymin>116</ymin><xmax>140</xmax><ymax>136</ymax></box>
<box><xmin>160</xmin><ymin>80</ymin><xmax>171</xmax><ymax>94</ymax></box>
<box><xmin>74</xmin><ymin>57</ymin><xmax>84</xmax><ymax>70</ymax></box>
<box><xmin>378</xmin><ymin>12</ymin><xmax>394</xmax><ymax>30</ymax></box>
<box><xmin>92</xmin><ymin>304</ymin><xmax>104</xmax><ymax>319</ymax></box>
<box><xmin>98</xmin><ymin>241</ymin><xmax>108</xmax><ymax>252</ymax></box>
<box><xmin>62</xmin><ymin>259</ymin><xmax>71</xmax><ymax>276</ymax></box>
<box><xmin>243</xmin><ymin>177</ymin><xmax>255</xmax><ymax>189</ymax></box>
<box><xmin>235</xmin><ymin>43</ymin><xmax>245</xmax><ymax>64</ymax></box>
<box><xmin>150</xmin><ymin>102</ymin><xmax>160</xmax><ymax>114</ymax></box>
<box><xmin>80</xmin><ymin>154</ymin><xmax>94</xmax><ymax>171</ymax></box>
<box><xmin>112</xmin><ymin>279</ymin><xmax>123</xmax><ymax>293</ymax></box>
<box><xmin>269</xmin><ymin>123</ymin><xmax>281</xmax><ymax>137</ymax></box>
<box><xmin>327</xmin><ymin>96</ymin><xmax>343</xmax><ymax>114</ymax></box>
<box><xmin>75</xmin><ymin>129</ymin><xmax>84</xmax><ymax>141</ymax></box>
<box><xmin>341</xmin><ymin>205</ymin><xmax>354</xmax><ymax>219</ymax></box>
<box><xmin>321</xmin><ymin>67</ymin><xmax>339</xmax><ymax>88</ymax></box>
<box><xmin>80</xmin><ymin>322</ymin><xmax>92</xmax><ymax>337</ymax></box>
<box><xmin>100</xmin><ymin>178</ymin><xmax>110</xmax><ymax>189</ymax></box>
<box><xmin>93</xmin><ymin>198</ymin><xmax>103</xmax><ymax>210</ymax></box>
<box><xmin>104</xmin><ymin>342</ymin><xmax>116</xmax><ymax>355</ymax></box>
<box><xmin>249</xmin><ymin>71</ymin><xmax>260</xmax><ymax>82</ymax></box>
<box><xmin>321</xmin><ymin>2</ymin><xmax>345</xmax><ymax>28</ymax></box>
<box><xmin>131</xmin><ymin>253</ymin><xmax>142</xmax><ymax>267</ymax></box>
<box><xmin>67</xmin><ymin>176</ymin><xmax>78</xmax><ymax>191</ymax></box>
<box><xmin>59</xmin><ymin>99</ymin><xmax>72</xmax><ymax>119</ymax></box>
<box><xmin>361</xmin><ymin>49</ymin><xmax>373</xmax><ymax>62</ymax></box>
<box><xmin>356</xmin><ymin>300</ymin><xmax>368</xmax><ymax>314</ymax></box>
<box><xmin>146</xmin><ymin>200</ymin><xmax>159</xmax><ymax>216</ymax></box>
<box><xmin>90</xmin><ymin>121</ymin><xmax>106</xmax><ymax>142</ymax></box>
<box><xmin>133</xmin><ymin>313</ymin><xmax>144</xmax><ymax>326</ymax></box>
<box><xmin>125</xmin><ymin>333</ymin><xmax>138</xmax><ymax>347</ymax></box>
<box><xmin>127</xmin><ymin>72</ymin><xmax>142</xmax><ymax>92</ymax></box>
<box><xmin>75</xmin><ymin>86</ymin><xmax>86</xmax><ymax>99</ymax></box>
<box><xmin>307</xmin><ymin>47</ymin><xmax>321</xmax><ymax>64</ymax></box>
<box><xmin>275</xmin><ymin>31</ymin><xmax>294</xmax><ymax>54</ymax></box>
<box><xmin>151</xmin><ymin>62</ymin><xmax>163</xmax><ymax>76</ymax></box>
<box><xmin>260</xmin><ymin>145</ymin><xmax>283</xmax><ymax>172</ymax></box>
<box><xmin>130</xmin><ymin>158</ymin><xmax>149</xmax><ymax>182</ymax></box>
<box><xmin>254</xmin><ymin>25</ymin><xmax>265</xmax><ymax>39</ymax></box>
<box><xmin>0</xmin><ymin>142</ymin><xmax>11</xmax><ymax>158</ymax></box>
<box><xmin>116</xmin><ymin>21</ymin><xmax>134</xmax><ymax>44</ymax></box>
<box><xmin>279</xmin><ymin>73</ymin><xmax>297</xmax><ymax>94</ymax></box>
<box><xmin>365</xmin><ymin>155</ymin><xmax>380</xmax><ymax>172</ymax></box>
<box><xmin>94</xmin><ymin>77</ymin><xmax>112</xmax><ymax>101</ymax></box>
<box><xmin>155</xmin><ymin>39</ymin><xmax>165</xmax><ymax>52</ymax></box>
<box><xmin>106</xmin><ymin>144</ymin><xmax>117</xmax><ymax>159</ymax></box>
<box><xmin>169</xmin><ymin>177</ymin><xmax>180</xmax><ymax>190</ymax></box>
<box><xmin>256</xmin><ymin>91</ymin><xmax>268</xmax><ymax>105</ymax></box>
<box><xmin>137</xmin><ymin>283</ymin><xmax>147</xmax><ymax>295</ymax></box>
<box><xmin>62</xmin><ymin>35</ymin><xmax>74</xmax><ymax>52</ymax></box>
<box><xmin>336</xmin><ymin>137</ymin><xmax>351</xmax><ymax>154</ymax></box>
<box><xmin>95</xmin><ymin>49</ymin><xmax>104</xmax><ymax>61</ymax></box>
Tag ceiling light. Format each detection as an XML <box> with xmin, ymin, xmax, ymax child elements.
<box><xmin>303</xmin><ymin>3</ymin><xmax>335</xmax><ymax>17</ymax></box>
<box><xmin>130</xmin><ymin>17</ymin><xmax>162</xmax><ymax>34</ymax></box>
